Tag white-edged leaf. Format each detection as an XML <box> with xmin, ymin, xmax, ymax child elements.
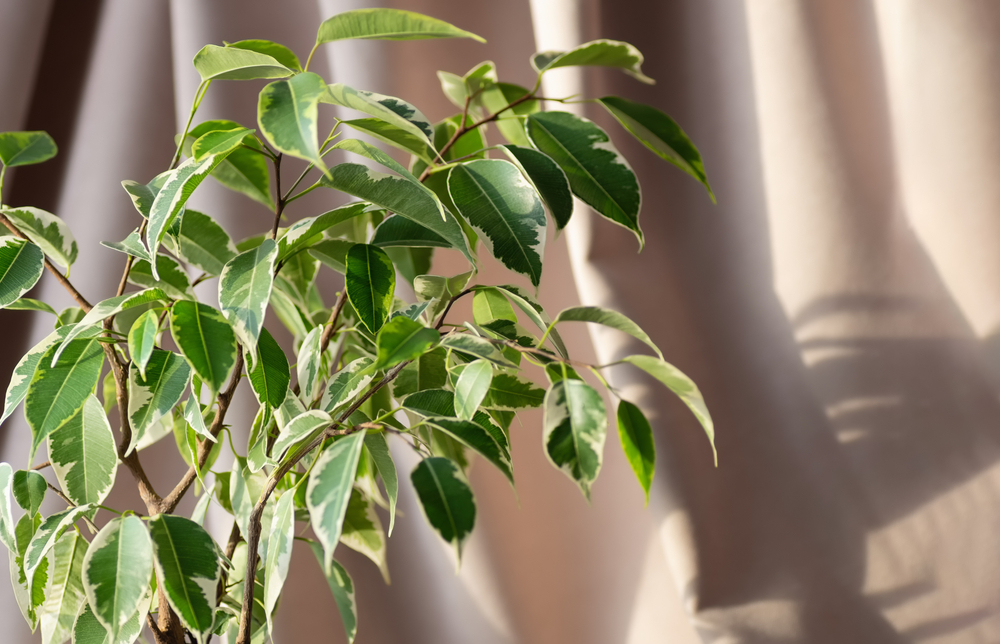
<box><xmin>127</xmin><ymin>310</ymin><xmax>159</xmax><ymax>380</ymax></box>
<box><xmin>0</xmin><ymin>463</ymin><xmax>15</xmax><ymax>551</ymax></box>
<box><xmin>81</xmin><ymin>515</ymin><xmax>153</xmax><ymax>643</ymax></box>
<box><xmin>1</xmin><ymin>325</ymin><xmax>76</xmax><ymax>428</ymax></box>
<box><xmin>163</xmin><ymin>210</ymin><xmax>238</xmax><ymax>275</ymax></box>
<box><xmin>52</xmin><ymin>288</ymin><xmax>167</xmax><ymax>365</ymax></box>
<box><xmin>257</xmin><ymin>72</ymin><xmax>328</xmax><ymax>171</ymax></box>
<box><xmin>148</xmin><ymin>514</ymin><xmax>221</xmax><ymax>639</ymax></box>
<box><xmin>271</xmin><ymin>410</ymin><xmax>331</xmax><ymax>462</ymax></box>
<box><xmin>48</xmin><ymin>395</ymin><xmax>118</xmax><ymax>507</ymax></box>
<box><xmin>308</xmin><ymin>543</ymin><xmax>357</xmax><ymax>643</ymax></box>
<box><xmin>218</xmin><ymin>239</ymin><xmax>278</xmax><ymax>367</ymax></box>
<box><xmin>531</xmin><ymin>39</ymin><xmax>654</xmax><ymax>84</ymax></box>
<box><xmin>3</xmin><ymin>207</ymin><xmax>77</xmax><ymax>269</ymax></box>
<box><xmin>126</xmin><ymin>349</ymin><xmax>191</xmax><ymax>456</ymax></box>
<box><xmin>0</xmin><ymin>131</ymin><xmax>57</xmax><ymax>167</ymax></box>
<box><xmin>307</xmin><ymin>431</ymin><xmax>366</xmax><ymax>574</ymax></box>
<box><xmin>543</xmin><ymin>380</ymin><xmax>607</xmax><ymax>499</ymax></box>
<box><xmin>323</xmin><ymin>85</ymin><xmax>433</xmax><ymax>144</ymax></box>
<box><xmin>364</xmin><ymin>432</ymin><xmax>398</xmax><ymax>535</ymax></box>
<box><xmin>39</xmin><ymin>531</ymin><xmax>87</xmax><ymax>644</ymax></box>
<box><xmin>100</xmin><ymin>229</ymin><xmax>151</xmax><ymax>264</ymax></box>
<box><xmin>169</xmin><ymin>300</ymin><xmax>238</xmax><ymax>398</ymax></box>
<box><xmin>296</xmin><ymin>326</ymin><xmax>323</xmax><ymax>404</ymax></box>
<box><xmin>499</xmin><ymin>145</ymin><xmax>573</xmax><ymax>229</ymax></box>
<box><xmin>340</xmin><ymin>488</ymin><xmax>388</xmax><ymax>583</ymax></box>
<box><xmin>23</xmin><ymin>505</ymin><xmax>93</xmax><ymax>585</ymax></box>
<box><xmin>276</xmin><ymin>202</ymin><xmax>368</xmax><ymax>262</ymax></box>
<box><xmin>263</xmin><ymin>491</ymin><xmax>295</xmax><ymax>636</ymax></box>
<box><xmin>454</xmin><ymin>360</ymin><xmax>493</xmax><ymax>421</ymax></box>
<box><xmin>548</xmin><ymin>305</ymin><xmax>662</xmax><ymax>359</ymax></box>
<box><xmin>421</xmin><ymin>416</ymin><xmax>512</xmax><ymax>484</ymax></box>
<box><xmin>321</xmin><ymin>357</ymin><xmax>374</xmax><ymax>415</ymax></box>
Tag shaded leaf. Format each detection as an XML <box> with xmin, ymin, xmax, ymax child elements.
<box><xmin>500</xmin><ymin>145</ymin><xmax>573</xmax><ymax>229</ymax></box>
<box><xmin>308</xmin><ymin>544</ymin><xmax>357</xmax><ymax>643</ymax></box>
<box><xmin>246</xmin><ymin>327</ymin><xmax>290</xmax><ymax>409</ymax></box>
<box><xmin>363</xmin><ymin>432</ymin><xmax>398</xmax><ymax>535</ymax></box>
<box><xmin>263</xmin><ymin>491</ymin><xmax>295</xmax><ymax>635</ymax></box>
<box><xmin>324</xmin><ymin>84</ymin><xmax>433</xmax><ymax>144</ymax></box>
<box><xmin>543</xmin><ymin>380</ymin><xmax>607</xmax><ymax>499</ymax></box>
<box><xmin>185</xmin><ymin>120</ymin><xmax>273</xmax><ymax>209</ymax></box>
<box><xmin>340</xmin><ymin>489</ymin><xmax>388</xmax><ymax>582</ymax></box>
<box><xmin>421</xmin><ymin>416</ymin><xmax>512</xmax><ymax>484</ymax></box>
<box><xmin>0</xmin><ymin>238</ymin><xmax>44</xmax><ymax>309</ymax></box>
<box><xmin>345</xmin><ymin>244</ymin><xmax>395</xmax><ymax>334</ymax></box>
<box><xmin>548</xmin><ymin>305</ymin><xmax>662</xmax><ymax>359</ymax></box>
<box><xmin>410</xmin><ymin>457</ymin><xmax>475</xmax><ymax>562</ymax></box>
<box><xmin>127</xmin><ymin>255</ymin><xmax>193</xmax><ymax>300</ymax></box>
<box><xmin>12</xmin><ymin>470</ymin><xmax>46</xmax><ymax>515</ymax></box>
<box><xmin>371</xmin><ymin>215</ymin><xmax>450</xmax><ymax>248</ymax></box>
<box><xmin>482</xmin><ymin>372</ymin><xmax>545</xmax><ymax>410</ymax></box>
<box><xmin>374</xmin><ymin>316</ymin><xmax>438</xmax><ymax>369</ymax></box>
<box><xmin>599</xmin><ymin>96</ymin><xmax>713</xmax><ymax>201</ymax></box>
<box><xmin>164</xmin><ymin>209</ymin><xmax>238</xmax><ymax>275</ymax></box>
<box><xmin>226</xmin><ymin>39</ymin><xmax>301</xmax><ymax>72</ymax></box>
<box><xmin>276</xmin><ymin>202</ymin><xmax>368</xmax><ymax>262</ymax></box>
<box><xmin>454</xmin><ymin>360</ymin><xmax>493</xmax><ymax>421</ymax></box>
<box><xmin>617</xmin><ymin>400</ymin><xmax>655</xmax><ymax>504</ymax></box>
<box><xmin>39</xmin><ymin>531</ymin><xmax>87</xmax><ymax>644</ymax></box>
<box><xmin>527</xmin><ymin>112</ymin><xmax>642</xmax><ymax>246</ymax></box>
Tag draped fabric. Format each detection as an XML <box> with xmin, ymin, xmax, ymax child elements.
<box><xmin>2</xmin><ymin>1</ymin><xmax>999</xmax><ymax>642</ymax></box>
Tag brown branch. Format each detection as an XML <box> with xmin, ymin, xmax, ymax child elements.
<box><xmin>45</xmin><ymin>481</ymin><xmax>99</xmax><ymax>533</ymax></box>
<box><xmin>157</xmin><ymin>351</ymin><xmax>245</xmax><ymax>515</ymax></box>
<box><xmin>435</xmin><ymin>288</ymin><xmax>473</xmax><ymax>330</ymax></box>
<box><xmin>417</xmin><ymin>90</ymin><xmax>537</xmax><ymax>182</ymax></box>
<box><xmin>0</xmin><ymin>212</ymin><xmax>92</xmax><ymax>311</ymax></box>
<box><xmin>107</xmin><ymin>352</ymin><xmax>162</xmax><ymax>512</ymax></box>
<box><xmin>269</xmin><ymin>154</ymin><xmax>284</xmax><ymax>241</ymax></box>
<box><xmin>235</xmin><ymin>361</ymin><xmax>408</xmax><ymax>644</ymax></box>
<box><xmin>319</xmin><ymin>290</ymin><xmax>348</xmax><ymax>355</ymax></box>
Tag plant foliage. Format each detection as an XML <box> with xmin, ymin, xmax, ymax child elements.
<box><xmin>0</xmin><ymin>9</ymin><xmax>715</xmax><ymax>644</ymax></box>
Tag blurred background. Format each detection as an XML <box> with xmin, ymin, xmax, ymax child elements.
<box><xmin>3</xmin><ymin>0</ymin><xmax>1000</xmax><ymax>642</ymax></box>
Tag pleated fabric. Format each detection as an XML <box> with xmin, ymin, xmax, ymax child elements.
<box><xmin>2</xmin><ymin>1</ymin><xmax>999</xmax><ymax>642</ymax></box>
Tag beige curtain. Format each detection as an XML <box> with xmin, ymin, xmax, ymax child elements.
<box><xmin>3</xmin><ymin>1</ymin><xmax>1000</xmax><ymax>642</ymax></box>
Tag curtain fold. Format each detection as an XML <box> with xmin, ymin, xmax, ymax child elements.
<box><xmin>2</xmin><ymin>1</ymin><xmax>999</xmax><ymax>642</ymax></box>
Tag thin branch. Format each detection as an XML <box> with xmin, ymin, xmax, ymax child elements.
<box><xmin>269</xmin><ymin>154</ymin><xmax>285</xmax><ymax>240</ymax></box>
<box><xmin>45</xmin><ymin>481</ymin><xmax>99</xmax><ymax>533</ymax></box>
<box><xmin>0</xmin><ymin>213</ymin><xmax>92</xmax><ymax>311</ymax></box>
<box><xmin>158</xmin><ymin>351</ymin><xmax>245</xmax><ymax>515</ymax></box>
<box><xmin>319</xmin><ymin>290</ymin><xmax>348</xmax><ymax>355</ymax></box>
<box><xmin>434</xmin><ymin>288</ymin><xmax>474</xmax><ymax>329</ymax></box>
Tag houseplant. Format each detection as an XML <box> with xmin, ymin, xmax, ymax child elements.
<box><xmin>0</xmin><ymin>8</ymin><xmax>715</xmax><ymax>644</ymax></box>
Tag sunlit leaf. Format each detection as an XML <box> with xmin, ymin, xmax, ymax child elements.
<box><xmin>0</xmin><ymin>131</ymin><xmax>57</xmax><ymax>167</ymax></box>
<box><xmin>0</xmin><ymin>238</ymin><xmax>44</xmax><ymax>309</ymax></box>
<box><xmin>531</xmin><ymin>39</ymin><xmax>654</xmax><ymax>84</ymax></box>
<box><xmin>2</xmin><ymin>207</ymin><xmax>77</xmax><ymax>269</ymax></box>
<box><xmin>316</xmin><ymin>8</ymin><xmax>484</xmax><ymax>44</ymax></box>
<box><xmin>543</xmin><ymin>380</ymin><xmax>607</xmax><ymax>499</ymax></box>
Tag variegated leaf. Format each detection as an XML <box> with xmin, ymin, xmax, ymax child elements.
<box><xmin>218</xmin><ymin>239</ymin><xmax>278</xmax><ymax>367</ymax></box>
<box><xmin>307</xmin><ymin>431</ymin><xmax>366</xmax><ymax>574</ymax></box>
<box><xmin>126</xmin><ymin>350</ymin><xmax>191</xmax><ymax>455</ymax></box>
<box><xmin>148</xmin><ymin>514</ymin><xmax>221</xmax><ymax>639</ymax></box>
<box><xmin>48</xmin><ymin>395</ymin><xmax>117</xmax><ymax>507</ymax></box>
<box><xmin>81</xmin><ymin>516</ymin><xmax>153</xmax><ymax>643</ymax></box>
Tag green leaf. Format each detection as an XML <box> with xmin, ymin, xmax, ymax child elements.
<box><xmin>321</xmin><ymin>357</ymin><xmax>374</xmax><ymax>415</ymax></box>
<box><xmin>374</xmin><ymin>316</ymin><xmax>438</xmax><ymax>369</ymax></box>
<box><xmin>219</xmin><ymin>238</ymin><xmax>278</xmax><ymax>365</ymax></box>
<box><xmin>276</xmin><ymin>202</ymin><xmax>369</xmax><ymax>262</ymax></box>
<box><xmin>145</xmin><ymin>149</ymin><xmax>241</xmax><ymax>279</ymax></box>
<box><xmin>71</xmin><ymin>597</ymin><xmax>148</xmax><ymax>644</ymax></box>
<box><xmin>82</xmin><ymin>515</ymin><xmax>153</xmax><ymax>643</ymax></box>
<box><xmin>475</xmin><ymin>83</ymin><xmax>540</xmax><ymax>146</ymax></box>
<box><xmin>23</xmin><ymin>504</ymin><xmax>93</xmax><ymax>585</ymax></box>
<box><xmin>392</xmin><ymin>347</ymin><xmax>447</xmax><ymax>398</ymax></box>
<box><xmin>454</xmin><ymin>359</ymin><xmax>493</xmax><ymax>422</ymax></box>
<box><xmin>316</xmin><ymin>8</ymin><xmax>484</xmax><ymax>43</ymax></box>
<box><xmin>120</xmin><ymin>174</ymin><xmax>163</xmax><ymax>219</ymax></box>
<box><xmin>229</xmin><ymin>460</ymin><xmax>274</xmax><ymax>561</ymax></box>
<box><xmin>2</xmin><ymin>326</ymin><xmax>74</xmax><ymax>428</ymax></box>
<box><xmin>148</xmin><ymin>514</ymin><xmax>220</xmax><ymax>639</ymax></box>
<box><xmin>192</xmin><ymin>126</ymin><xmax>254</xmax><ymax>160</ymax></box>
<box><xmin>100</xmin><ymin>229</ymin><xmax>151</xmax><ymax>264</ymax></box>
<box><xmin>372</xmin><ymin>215</ymin><xmax>450</xmax><ymax>248</ymax></box>
<box><xmin>340</xmin><ymin>488</ymin><xmax>388</xmax><ymax>582</ymax></box>
<box><xmin>226</xmin><ymin>39</ymin><xmax>301</xmax><ymax>72</ymax></box>
<box><xmin>410</xmin><ymin>457</ymin><xmax>475</xmax><ymax>562</ymax></box>
<box><xmin>258</xmin><ymin>72</ymin><xmax>329</xmax><ymax>171</ymax></box>
<box><xmin>48</xmin><ymin>395</ymin><xmax>118</xmax><ymax>507</ymax></box>
<box><xmin>321</xmin><ymin>162</ymin><xmax>473</xmax><ymax>265</ymax></box>
<box><xmin>543</xmin><ymin>380</ymin><xmax>607</xmax><ymax>499</ymax></box>
<box><xmin>526</xmin><ymin>112</ymin><xmax>642</xmax><ymax>246</ymax></box>
<box><xmin>185</xmin><ymin>120</ymin><xmax>273</xmax><ymax>209</ymax></box>
<box><xmin>10</xmin><ymin>511</ymin><xmax>47</xmax><ymax>629</ymax></box>
<box><xmin>345</xmin><ymin>243</ymin><xmax>395</xmax><ymax>334</ymax></box>
<box><xmin>263</xmin><ymin>491</ymin><xmax>295</xmax><ymax>635</ymax></box>
<box><xmin>170</xmin><ymin>301</ymin><xmax>238</xmax><ymax>398</ymax></box>
<box><xmin>472</xmin><ymin>287</ymin><xmax>517</xmax><ymax>327</ymax></box>
<box><xmin>548</xmin><ymin>305</ymin><xmax>662</xmax><ymax>359</ymax></box>
<box><xmin>52</xmin><ymin>288</ymin><xmax>168</xmax><ymax>365</ymax></box>
<box><xmin>439</xmin><ymin>333</ymin><xmax>516</xmax><ymax>368</ymax></box>
<box><xmin>324</xmin><ymin>84</ymin><xmax>433</xmax><ymax>144</ymax></box>
<box><xmin>164</xmin><ymin>209</ymin><xmax>238</xmax><ymax>275</ymax></box>
<box><xmin>246</xmin><ymin>327</ymin><xmax>290</xmax><ymax>409</ymax></box>
<box><xmin>307</xmin><ymin>431</ymin><xmax>367</xmax><ymax>573</ymax></box>
<box><xmin>0</xmin><ymin>131</ymin><xmax>57</xmax><ymax>167</ymax></box>
<box><xmin>307</xmin><ymin>240</ymin><xmax>351</xmax><ymax>275</ymax></box>
<box><xmin>308</xmin><ymin>544</ymin><xmax>357</xmax><ymax>643</ymax></box>
<box><xmin>25</xmin><ymin>336</ymin><xmax>105</xmax><ymax>463</ymax></box>
<box><xmin>0</xmin><ymin>463</ymin><xmax>15</xmax><ymax>551</ymax></box>
<box><xmin>364</xmin><ymin>432</ymin><xmax>398</xmax><ymax>535</ymax></box>
<box><xmin>126</xmin><ymin>349</ymin><xmax>191</xmax><ymax>455</ymax></box>
<box><xmin>599</xmin><ymin>96</ymin><xmax>713</xmax><ymax>201</ymax></box>
<box><xmin>2</xmin><ymin>207</ymin><xmax>77</xmax><ymax>269</ymax></box>
<box><xmin>192</xmin><ymin>44</ymin><xmax>293</xmax><ymax>81</ymax></box>
<box><xmin>127</xmin><ymin>255</ymin><xmax>193</xmax><ymax>300</ymax></box>
<box><xmin>421</xmin><ymin>415</ymin><xmax>512</xmax><ymax>484</ymax></box>
<box><xmin>0</xmin><ymin>238</ymin><xmax>43</xmax><ymax>309</ymax></box>
<box><xmin>5</xmin><ymin>297</ymin><xmax>56</xmax><ymax>315</ymax></box>
<box><xmin>127</xmin><ymin>310</ymin><xmax>159</xmax><ymax>379</ymax></box>
<box><xmin>448</xmin><ymin>159</ymin><xmax>546</xmax><ymax>287</ymax></box>
<box><xmin>483</xmin><ymin>373</ymin><xmax>545</xmax><ymax>410</ymax></box>
<box><xmin>342</xmin><ymin>118</ymin><xmax>436</xmax><ymax>164</ymax></box>
<box><xmin>531</xmin><ymin>39</ymin><xmax>654</xmax><ymax>84</ymax></box>
<box><xmin>499</xmin><ymin>145</ymin><xmax>573</xmax><ymax>229</ymax></box>
<box><xmin>621</xmin><ymin>355</ymin><xmax>716</xmax><ymax>464</ymax></box>
<box><xmin>12</xmin><ymin>470</ymin><xmax>46</xmax><ymax>515</ymax></box>
<box><xmin>271</xmin><ymin>410</ymin><xmax>331</xmax><ymax>462</ymax></box>
<box><xmin>617</xmin><ymin>400</ymin><xmax>655</xmax><ymax>504</ymax></box>
<box><xmin>39</xmin><ymin>531</ymin><xmax>87</xmax><ymax>644</ymax></box>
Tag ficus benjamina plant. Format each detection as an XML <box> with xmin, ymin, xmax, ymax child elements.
<box><xmin>0</xmin><ymin>8</ymin><xmax>716</xmax><ymax>644</ymax></box>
